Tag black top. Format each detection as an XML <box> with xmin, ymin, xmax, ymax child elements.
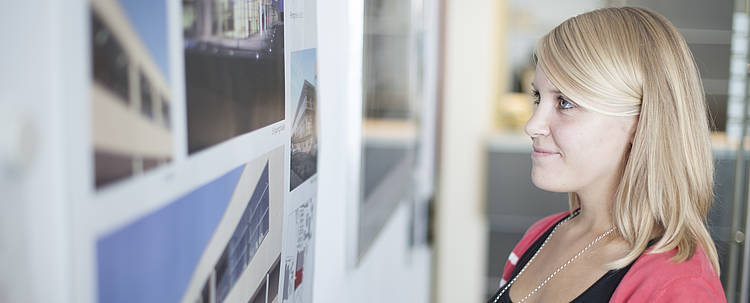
<box><xmin>488</xmin><ymin>214</ymin><xmax>635</xmax><ymax>303</ymax></box>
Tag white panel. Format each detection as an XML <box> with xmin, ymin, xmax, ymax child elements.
<box><xmin>1</xmin><ymin>1</ymin><xmax>76</xmax><ymax>302</ymax></box>
<box><xmin>435</xmin><ymin>0</ymin><xmax>500</xmax><ymax>302</ymax></box>
<box><xmin>314</xmin><ymin>0</ymin><xmax>433</xmax><ymax>302</ymax></box>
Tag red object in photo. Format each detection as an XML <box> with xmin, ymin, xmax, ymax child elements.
<box><xmin>294</xmin><ymin>268</ymin><xmax>303</xmax><ymax>290</ymax></box>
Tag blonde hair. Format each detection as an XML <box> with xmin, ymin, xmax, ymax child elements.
<box><xmin>536</xmin><ymin>7</ymin><xmax>720</xmax><ymax>274</ymax></box>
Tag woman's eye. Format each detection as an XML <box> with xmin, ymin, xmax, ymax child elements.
<box><xmin>531</xmin><ymin>91</ymin><xmax>540</xmax><ymax>105</ymax></box>
<box><xmin>558</xmin><ymin>97</ymin><xmax>574</xmax><ymax>109</ymax></box>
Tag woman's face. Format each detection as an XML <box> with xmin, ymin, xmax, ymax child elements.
<box><xmin>524</xmin><ymin>66</ymin><xmax>637</xmax><ymax>194</ymax></box>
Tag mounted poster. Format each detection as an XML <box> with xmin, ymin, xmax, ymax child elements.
<box><xmin>97</xmin><ymin>147</ymin><xmax>284</xmax><ymax>303</ymax></box>
<box><xmin>280</xmin><ymin>0</ymin><xmax>318</xmax><ymax>301</ymax></box>
<box><xmin>79</xmin><ymin>0</ymin><xmax>319</xmax><ymax>302</ymax></box>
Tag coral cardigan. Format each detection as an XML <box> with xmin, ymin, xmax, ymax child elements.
<box><xmin>500</xmin><ymin>211</ymin><xmax>727</xmax><ymax>302</ymax></box>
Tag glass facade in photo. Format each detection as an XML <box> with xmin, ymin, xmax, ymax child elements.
<box><xmin>183</xmin><ymin>0</ymin><xmax>285</xmax><ymax>154</ymax></box>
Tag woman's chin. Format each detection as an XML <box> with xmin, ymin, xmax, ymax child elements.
<box><xmin>530</xmin><ymin>173</ymin><xmax>571</xmax><ymax>193</ymax></box>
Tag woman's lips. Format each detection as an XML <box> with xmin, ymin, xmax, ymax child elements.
<box><xmin>532</xmin><ymin>146</ymin><xmax>561</xmax><ymax>158</ymax></box>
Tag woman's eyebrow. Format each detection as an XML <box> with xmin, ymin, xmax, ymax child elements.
<box><xmin>550</xmin><ymin>89</ymin><xmax>571</xmax><ymax>100</ymax></box>
<box><xmin>547</xmin><ymin>88</ymin><xmax>574</xmax><ymax>101</ymax></box>
<box><xmin>531</xmin><ymin>84</ymin><xmax>569</xmax><ymax>98</ymax></box>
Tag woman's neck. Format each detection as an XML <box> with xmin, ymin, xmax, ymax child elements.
<box><xmin>571</xmin><ymin>188</ymin><xmax>616</xmax><ymax>234</ymax></box>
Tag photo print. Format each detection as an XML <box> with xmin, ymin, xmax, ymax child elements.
<box><xmin>289</xmin><ymin>49</ymin><xmax>317</xmax><ymax>191</ymax></box>
<box><xmin>194</xmin><ymin>259</ymin><xmax>283</xmax><ymax>303</ymax></box>
<box><xmin>96</xmin><ymin>146</ymin><xmax>284</xmax><ymax>303</ymax></box>
<box><xmin>282</xmin><ymin>199</ymin><xmax>315</xmax><ymax>303</ymax></box>
<box><xmin>244</xmin><ymin>259</ymin><xmax>281</xmax><ymax>303</ymax></box>
<box><xmin>90</xmin><ymin>0</ymin><xmax>173</xmax><ymax>188</ymax></box>
<box><xmin>203</xmin><ymin>161</ymin><xmax>271</xmax><ymax>303</ymax></box>
<box><xmin>183</xmin><ymin>0</ymin><xmax>286</xmax><ymax>154</ymax></box>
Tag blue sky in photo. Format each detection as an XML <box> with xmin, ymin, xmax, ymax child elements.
<box><xmin>290</xmin><ymin>49</ymin><xmax>317</xmax><ymax>113</ymax></box>
<box><xmin>117</xmin><ymin>0</ymin><xmax>170</xmax><ymax>82</ymax></box>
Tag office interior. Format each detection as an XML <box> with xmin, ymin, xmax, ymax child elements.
<box><xmin>3</xmin><ymin>0</ymin><xmax>750</xmax><ymax>302</ymax></box>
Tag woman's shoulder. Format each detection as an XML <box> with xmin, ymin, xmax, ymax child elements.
<box><xmin>610</xmin><ymin>245</ymin><xmax>726</xmax><ymax>302</ymax></box>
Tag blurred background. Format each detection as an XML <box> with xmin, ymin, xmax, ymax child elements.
<box><xmin>3</xmin><ymin>0</ymin><xmax>750</xmax><ymax>302</ymax></box>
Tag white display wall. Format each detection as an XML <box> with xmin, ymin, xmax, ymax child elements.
<box><xmin>0</xmin><ymin>0</ymin><xmax>437</xmax><ymax>302</ymax></box>
<box><xmin>2</xmin><ymin>0</ymin><xmax>320</xmax><ymax>302</ymax></box>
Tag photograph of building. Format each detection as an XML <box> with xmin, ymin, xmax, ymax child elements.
<box><xmin>214</xmin><ymin>161</ymin><xmax>270</xmax><ymax>303</ymax></box>
<box><xmin>96</xmin><ymin>165</ymin><xmax>247</xmax><ymax>303</ymax></box>
<box><xmin>183</xmin><ymin>0</ymin><xmax>285</xmax><ymax>154</ymax></box>
<box><xmin>96</xmin><ymin>147</ymin><xmax>284</xmax><ymax>303</ymax></box>
<box><xmin>289</xmin><ymin>49</ymin><xmax>317</xmax><ymax>190</ymax></box>
<box><xmin>192</xmin><ymin>162</ymin><xmax>283</xmax><ymax>303</ymax></box>
<box><xmin>246</xmin><ymin>259</ymin><xmax>281</xmax><ymax>303</ymax></box>
<box><xmin>90</xmin><ymin>0</ymin><xmax>173</xmax><ymax>188</ymax></box>
<box><xmin>181</xmin><ymin>147</ymin><xmax>285</xmax><ymax>303</ymax></box>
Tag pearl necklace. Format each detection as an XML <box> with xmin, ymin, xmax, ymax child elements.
<box><xmin>492</xmin><ymin>211</ymin><xmax>616</xmax><ymax>303</ymax></box>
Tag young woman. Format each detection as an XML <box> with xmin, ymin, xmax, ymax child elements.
<box><xmin>488</xmin><ymin>7</ymin><xmax>726</xmax><ymax>303</ymax></box>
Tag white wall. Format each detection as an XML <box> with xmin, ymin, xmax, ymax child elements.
<box><xmin>0</xmin><ymin>1</ymin><xmax>434</xmax><ymax>303</ymax></box>
<box><xmin>0</xmin><ymin>1</ymin><xmax>79</xmax><ymax>302</ymax></box>
<box><xmin>313</xmin><ymin>0</ymin><xmax>432</xmax><ymax>302</ymax></box>
<box><xmin>434</xmin><ymin>0</ymin><xmax>505</xmax><ymax>302</ymax></box>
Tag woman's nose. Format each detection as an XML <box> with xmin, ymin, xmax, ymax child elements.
<box><xmin>524</xmin><ymin>108</ymin><xmax>550</xmax><ymax>138</ymax></box>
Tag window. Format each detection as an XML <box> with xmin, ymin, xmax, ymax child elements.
<box><xmin>139</xmin><ymin>72</ymin><xmax>153</xmax><ymax>119</ymax></box>
<box><xmin>91</xmin><ymin>11</ymin><xmax>130</xmax><ymax>102</ymax></box>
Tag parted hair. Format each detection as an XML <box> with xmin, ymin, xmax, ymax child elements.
<box><xmin>535</xmin><ymin>6</ymin><xmax>720</xmax><ymax>274</ymax></box>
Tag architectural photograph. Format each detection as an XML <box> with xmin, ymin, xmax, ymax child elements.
<box><xmin>90</xmin><ymin>0</ymin><xmax>173</xmax><ymax>188</ymax></box>
<box><xmin>95</xmin><ymin>147</ymin><xmax>284</xmax><ymax>303</ymax></box>
<box><xmin>192</xmin><ymin>163</ymin><xmax>283</xmax><ymax>303</ymax></box>
<box><xmin>289</xmin><ymin>49</ymin><xmax>317</xmax><ymax>191</ymax></box>
<box><xmin>183</xmin><ymin>0</ymin><xmax>285</xmax><ymax>154</ymax></box>
<box><xmin>183</xmin><ymin>148</ymin><xmax>285</xmax><ymax>303</ymax></box>
<box><xmin>214</xmin><ymin>161</ymin><xmax>270</xmax><ymax>302</ymax></box>
<box><xmin>246</xmin><ymin>259</ymin><xmax>281</xmax><ymax>303</ymax></box>
<box><xmin>95</xmin><ymin>165</ymin><xmax>247</xmax><ymax>303</ymax></box>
